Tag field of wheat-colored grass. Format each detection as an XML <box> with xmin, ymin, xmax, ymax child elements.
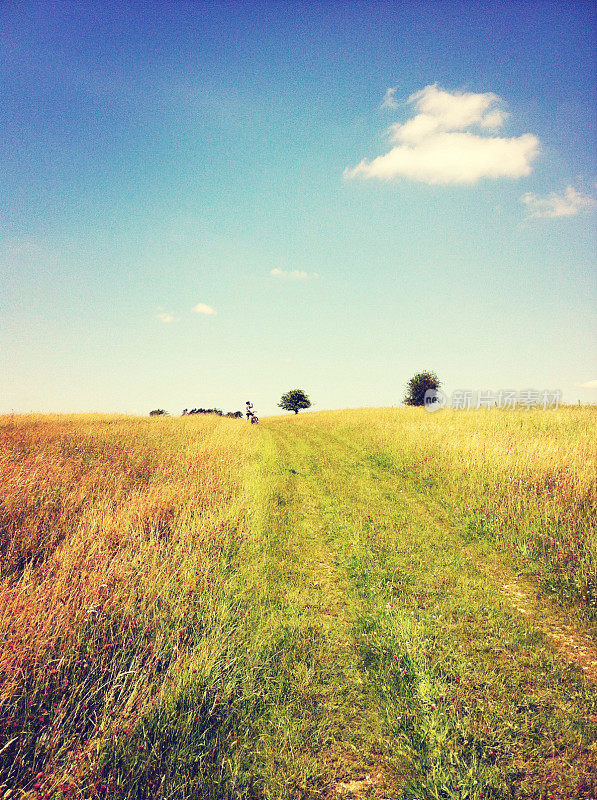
<box><xmin>1</xmin><ymin>414</ymin><xmax>259</xmax><ymax>798</ymax></box>
<box><xmin>1</xmin><ymin>408</ymin><xmax>595</xmax><ymax>799</ymax></box>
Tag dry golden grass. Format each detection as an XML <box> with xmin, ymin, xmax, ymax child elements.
<box><xmin>0</xmin><ymin>414</ymin><xmax>257</xmax><ymax>796</ymax></box>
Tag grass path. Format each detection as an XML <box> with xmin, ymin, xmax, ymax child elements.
<box><xmin>244</xmin><ymin>418</ymin><xmax>596</xmax><ymax>799</ymax></box>
<box><xmin>230</xmin><ymin>423</ymin><xmax>397</xmax><ymax>797</ymax></box>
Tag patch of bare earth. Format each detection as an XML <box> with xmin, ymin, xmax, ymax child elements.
<box><xmin>325</xmin><ymin>757</ymin><xmax>388</xmax><ymax>799</ymax></box>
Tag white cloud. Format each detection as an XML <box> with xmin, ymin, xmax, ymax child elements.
<box><xmin>347</xmin><ymin>132</ymin><xmax>538</xmax><ymax>184</ymax></box>
<box><xmin>395</xmin><ymin>85</ymin><xmax>509</xmax><ymax>140</ymax></box>
<box><xmin>521</xmin><ymin>186</ymin><xmax>597</xmax><ymax>219</ymax></box>
<box><xmin>380</xmin><ymin>87</ymin><xmax>398</xmax><ymax>109</ymax></box>
<box><xmin>156</xmin><ymin>312</ymin><xmax>177</xmax><ymax>323</ymax></box>
<box><xmin>270</xmin><ymin>268</ymin><xmax>319</xmax><ymax>280</ymax></box>
<box><xmin>574</xmin><ymin>380</ymin><xmax>597</xmax><ymax>389</ymax></box>
<box><xmin>345</xmin><ymin>84</ymin><xmax>539</xmax><ymax>185</ymax></box>
<box><xmin>192</xmin><ymin>303</ymin><xmax>217</xmax><ymax>315</ymax></box>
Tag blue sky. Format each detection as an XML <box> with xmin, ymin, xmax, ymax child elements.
<box><xmin>1</xmin><ymin>0</ymin><xmax>596</xmax><ymax>416</ymax></box>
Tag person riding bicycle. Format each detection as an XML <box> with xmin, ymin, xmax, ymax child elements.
<box><xmin>246</xmin><ymin>401</ymin><xmax>259</xmax><ymax>424</ymax></box>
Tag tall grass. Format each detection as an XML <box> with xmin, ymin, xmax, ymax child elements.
<box><xmin>0</xmin><ymin>414</ymin><xmax>257</xmax><ymax>798</ymax></box>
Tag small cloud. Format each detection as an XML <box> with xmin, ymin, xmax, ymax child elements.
<box><xmin>192</xmin><ymin>303</ymin><xmax>217</xmax><ymax>315</ymax></box>
<box><xmin>521</xmin><ymin>186</ymin><xmax>597</xmax><ymax>219</ymax></box>
<box><xmin>345</xmin><ymin>83</ymin><xmax>539</xmax><ymax>185</ymax></box>
<box><xmin>380</xmin><ymin>87</ymin><xmax>398</xmax><ymax>110</ymax></box>
<box><xmin>156</xmin><ymin>312</ymin><xmax>177</xmax><ymax>323</ymax></box>
<box><xmin>270</xmin><ymin>268</ymin><xmax>319</xmax><ymax>280</ymax></box>
<box><xmin>574</xmin><ymin>379</ymin><xmax>597</xmax><ymax>389</ymax></box>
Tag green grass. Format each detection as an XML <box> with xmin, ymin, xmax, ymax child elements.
<box><xmin>0</xmin><ymin>409</ymin><xmax>595</xmax><ymax>798</ymax></box>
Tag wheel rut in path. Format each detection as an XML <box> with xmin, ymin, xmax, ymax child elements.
<box><xmin>400</xmin><ymin>490</ymin><xmax>597</xmax><ymax>685</ymax></box>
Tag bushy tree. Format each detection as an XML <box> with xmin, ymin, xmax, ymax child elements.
<box><xmin>404</xmin><ymin>372</ymin><xmax>441</xmax><ymax>406</ymax></box>
<box><xmin>149</xmin><ymin>409</ymin><xmax>168</xmax><ymax>416</ymax></box>
<box><xmin>278</xmin><ymin>389</ymin><xmax>311</xmax><ymax>414</ymax></box>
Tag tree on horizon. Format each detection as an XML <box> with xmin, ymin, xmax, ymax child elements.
<box><xmin>278</xmin><ymin>389</ymin><xmax>312</xmax><ymax>415</ymax></box>
<box><xmin>404</xmin><ymin>372</ymin><xmax>441</xmax><ymax>407</ymax></box>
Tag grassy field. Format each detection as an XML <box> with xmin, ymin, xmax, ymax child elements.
<box><xmin>0</xmin><ymin>408</ymin><xmax>595</xmax><ymax>799</ymax></box>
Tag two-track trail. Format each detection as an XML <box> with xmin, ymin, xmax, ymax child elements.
<box><xmin>242</xmin><ymin>418</ymin><xmax>597</xmax><ymax>800</ymax></box>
